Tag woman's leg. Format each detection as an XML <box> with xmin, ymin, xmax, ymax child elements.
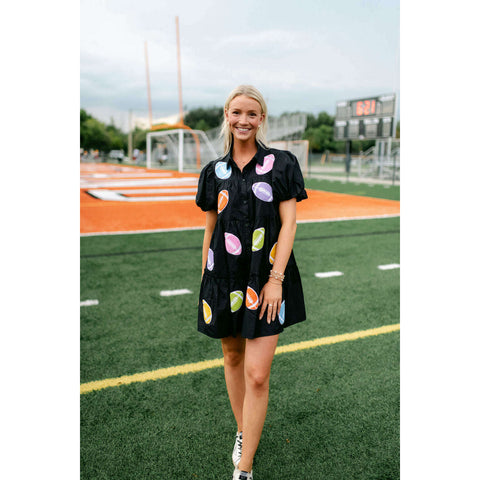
<box><xmin>237</xmin><ymin>334</ymin><xmax>279</xmax><ymax>472</ymax></box>
<box><xmin>221</xmin><ymin>335</ymin><xmax>246</xmax><ymax>432</ymax></box>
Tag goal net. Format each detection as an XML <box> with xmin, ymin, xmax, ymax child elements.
<box><xmin>146</xmin><ymin>129</ymin><xmax>219</xmax><ymax>172</ymax></box>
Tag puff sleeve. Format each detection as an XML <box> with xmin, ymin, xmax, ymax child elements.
<box><xmin>195</xmin><ymin>161</ymin><xmax>217</xmax><ymax>211</ymax></box>
<box><xmin>273</xmin><ymin>152</ymin><xmax>308</xmax><ymax>203</ymax></box>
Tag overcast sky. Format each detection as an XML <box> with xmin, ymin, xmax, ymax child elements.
<box><xmin>81</xmin><ymin>0</ymin><xmax>399</xmax><ymax>131</ymax></box>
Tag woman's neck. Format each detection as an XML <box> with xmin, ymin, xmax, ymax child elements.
<box><xmin>232</xmin><ymin>140</ymin><xmax>257</xmax><ymax>167</ymax></box>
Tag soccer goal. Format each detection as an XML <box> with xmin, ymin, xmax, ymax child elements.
<box><xmin>146</xmin><ymin>129</ymin><xmax>219</xmax><ymax>172</ymax></box>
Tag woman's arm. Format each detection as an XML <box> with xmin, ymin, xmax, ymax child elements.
<box><xmin>201</xmin><ymin>210</ymin><xmax>218</xmax><ymax>278</ymax></box>
<box><xmin>259</xmin><ymin>197</ymin><xmax>297</xmax><ymax>323</ymax></box>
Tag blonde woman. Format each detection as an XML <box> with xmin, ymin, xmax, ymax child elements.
<box><xmin>196</xmin><ymin>85</ymin><xmax>307</xmax><ymax>480</ymax></box>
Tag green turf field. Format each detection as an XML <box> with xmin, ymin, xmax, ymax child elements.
<box><xmin>304</xmin><ymin>177</ymin><xmax>400</xmax><ymax>201</ymax></box>
<box><xmin>81</xmin><ymin>189</ymin><xmax>399</xmax><ymax>479</ymax></box>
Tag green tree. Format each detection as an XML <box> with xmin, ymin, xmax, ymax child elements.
<box><xmin>184</xmin><ymin>107</ymin><xmax>223</xmax><ymax>131</ymax></box>
<box><xmin>81</xmin><ymin>117</ymin><xmax>112</xmax><ymax>151</ymax></box>
<box><xmin>303</xmin><ymin>124</ymin><xmax>336</xmax><ymax>152</ymax></box>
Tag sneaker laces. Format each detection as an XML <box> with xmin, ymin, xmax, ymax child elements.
<box><xmin>236</xmin><ymin>433</ymin><xmax>243</xmax><ymax>454</ymax></box>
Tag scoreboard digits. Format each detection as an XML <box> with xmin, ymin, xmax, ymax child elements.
<box><xmin>334</xmin><ymin>94</ymin><xmax>396</xmax><ymax>140</ymax></box>
<box><xmin>355</xmin><ymin>99</ymin><xmax>376</xmax><ymax>117</ymax></box>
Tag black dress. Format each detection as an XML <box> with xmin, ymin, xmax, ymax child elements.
<box><xmin>195</xmin><ymin>143</ymin><xmax>307</xmax><ymax>339</ymax></box>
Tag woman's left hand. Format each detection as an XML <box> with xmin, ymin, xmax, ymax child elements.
<box><xmin>259</xmin><ymin>279</ymin><xmax>283</xmax><ymax>324</ymax></box>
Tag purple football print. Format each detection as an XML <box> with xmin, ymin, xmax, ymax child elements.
<box><xmin>225</xmin><ymin>233</ymin><xmax>242</xmax><ymax>255</ymax></box>
<box><xmin>252</xmin><ymin>182</ymin><xmax>273</xmax><ymax>202</ymax></box>
<box><xmin>256</xmin><ymin>154</ymin><xmax>275</xmax><ymax>175</ymax></box>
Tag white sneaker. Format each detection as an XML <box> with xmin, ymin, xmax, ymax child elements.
<box><xmin>232</xmin><ymin>431</ymin><xmax>242</xmax><ymax>467</ymax></box>
<box><xmin>232</xmin><ymin>467</ymin><xmax>253</xmax><ymax>480</ymax></box>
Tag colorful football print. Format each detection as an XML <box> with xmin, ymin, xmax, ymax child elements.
<box><xmin>246</xmin><ymin>286</ymin><xmax>259</xmax><ymax>310</ymax></box>
<box><xmin>217</xmin><ymin>190</ymin><xmax>229</xmax><ymax>213</ymax></box>
<box><xmin>256</xmin><ymin>154</ymin><xmax>275</xmax><ymax>175</ymax></box>
<box><xmin>252</xmin><ymin>227</ymin><xmax>265</xmax><ymax>252</ymax></box>
<box><xmin>252</xmin><ymin>182</ymin><xmax>273</xmax><ymax>202</ymax></box>
<box><xmin>279</xmin><ymin>300</ymin><xmax>285</xmax><ymax>325</ymax></box>
<box><xmin>215</xmin><ymin>161</ymin><xmax>232</xmax><ymax>179</ymax></box>
<box><xmin>207</xmin><ymin>248</ymin><xmax>214</xmax><ymax>271</ymax></box>
<box><xmin>225</xmin><ymin>233</ymin><xmax>242</xmax><ymax>255</ymax></box>
<box><xmin>269</xmin><ymin>242</ymin><xmax>277</xmax><ymax>265</ymax></box>
<box><xmin>202</xmin><ymin>300</ymin><xmax>212</xmax><ymax>324</ymax></box>
<box><xmin>230</xmin><ymin>290</ymin><xmax>244</xmax><ymax>312</ymax></box>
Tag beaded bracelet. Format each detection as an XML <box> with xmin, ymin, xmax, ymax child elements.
<box><xmin>269</xmin><ymin>269</ymin><xmax>285</xmax><ymax>282</ymax></box>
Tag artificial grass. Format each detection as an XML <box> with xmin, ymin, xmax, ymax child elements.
<box><xmin>303</xmin><ymin>177</ymin><xmax>400</xmax><ymax>201</ymax></box>
<box><xmin>80</xmin><ymin>214</ymin><xmax>400</xmax><ymax>479</ymax></box>
<box><xmin>80</xmin><ymin>217</ymin><xmax>399</xmax><ymax>383</ymax></box>
<box><xmin>80</xmin><ymin>331</ymin><xmax>399</xmax><ymax>479</ymax></box>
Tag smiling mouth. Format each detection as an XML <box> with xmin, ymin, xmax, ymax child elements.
<box><xmin>236</xmin><ymin>127</ymin><xmax>251</xmax><ymax>133</ymax></box>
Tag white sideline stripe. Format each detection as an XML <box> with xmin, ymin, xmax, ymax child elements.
<box><xmin>81</xmin><ymin>299</ymin><xmax>99</xmax><ymax>307</ymax></box>
<box><xmin>84</xmin><ymin>172</ymin><xmax>174</xmax><ymax>178</ymax></box>
<box><xmin>378</xmin><ymin>264</ymin><xmax>400</xmax><ymax>270</ymax></box>
<box><xmin>114</xmin><ymin>188</ymin><xmax>198</xmax><ymax>194</ymax></box>
<box><xmin>160</xmin><ymin>289</ymin><xmax>193</xmax><ymax>297</ymax></box>
<box><xmin>315</xmin><ymin>271</ymin><xmax>344</xmax><ymax>278</ymax></box>
<box><xmin>80</xmin><ymin>214</ymin><xmax>400</xmax><ymax>237</ymax></box>
<box><xmin>81</xmin><ymin>177</ymin><xmax>199</xmax><ymax>188</ymax></box>
<box><xmin>86</xmin><ymin>190</ymin><xmax>196</xmax><ymax>202</ymax></box>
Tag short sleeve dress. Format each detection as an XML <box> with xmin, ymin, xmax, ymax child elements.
<box><xmin>196</xmin><ymin>143</ymin><xmax>307</xmax><ymax>339</ymax></box>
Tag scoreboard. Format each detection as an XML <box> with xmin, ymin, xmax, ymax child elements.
<box><xmin>334</xmin><ymin>94</ymin><xmax>396</xmax><ymax>141</ymax></box>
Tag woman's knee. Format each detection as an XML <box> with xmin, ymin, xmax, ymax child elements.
<box><xmin>245</xmin><ymin>365</ymin><xmax>270</xmax><ymax>390</ymax></box>
<box><xmin>224</xmin><ymin>348</ymin><xmax>244</xmax><ymax>367</ymax></box>
<box><xmin>222</xmin><ymin>337</ymin><xmax>245</xmax><ymax>367</ymax></box>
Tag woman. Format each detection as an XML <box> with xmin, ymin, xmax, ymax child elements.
<box><xmin>196</xmin><ymin>85</ymin><xmax>307</xmax><ymax>480</ymax></box>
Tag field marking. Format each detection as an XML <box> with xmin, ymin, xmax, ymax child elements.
<box><xmin>80</xmin><ymin>299</ymin><xmax>99</xmax><ymax>307</ymax></box>
<box><xmin>378</xmin><ymin>264</ymin><xmax>400</xmax><ymax>270</ymax></box>
<box><xmin>80</xmin><ymin>323</ymin><xmax>400</xmax><ymax>394</ymax></box>
<box><xmin>87</xmin><ymin>189</ymin><xmax>197</xmax><ymax>202</ymax></box>
<box><xmin>315</xmin><ymin>271</ymin><xmax>344</xmax><ymax>278</ymax></box>
<box><xmin>80</xmin><ymin>214</ymin><xmax>400</xmax><ymax>237</ymax></box>
<box><xmin>160</xmin><ymin>289</ymin><xmax>193</xmax><ymax>297</ymax></box>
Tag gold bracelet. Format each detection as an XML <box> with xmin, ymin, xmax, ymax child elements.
<box><xmin>269</xmin><ymin>270</ymin><xmax>285</xmax><ymax>282</ymax></box>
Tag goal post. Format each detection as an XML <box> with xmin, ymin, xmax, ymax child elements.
<box><xmin>146</xmin><ymin>129</ymin><xmax>219</xmax><ymax>172</ymax></box>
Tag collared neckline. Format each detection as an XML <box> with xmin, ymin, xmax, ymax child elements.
<box><xmin>226</xmin><ymin>142</ymin><xmax>268</xmax><ymax>169</ymax></box>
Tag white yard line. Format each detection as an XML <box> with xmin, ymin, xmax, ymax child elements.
<box><xmin>80</xmin><ymin>299</ymin><xmax>99</xmax><ymax>307</ymax></box>
<box><xmin>160</xmin><ymin>289</ymin><xmax>193</xmax><ymax>297</ymax></box>
<box><xmin>315</xmin><ymin>271</ymin><xmax>344</xmax><ymax>278</ymax></box>
<box><xmin>378</xmin><ymin>264</ymin><xmax>400</xmax><ymax>270</ymax></box>
<box><xmin>86</xmin><ymin>190</ymin><xmax>196</xmax><ymax>201</ymax></box>
<box><xmin>114</xmin><ymin>188</ymin><xmax>198</xmax><ymax>194</ymax></box>
<box><xmin>81</xmin><ymin>177</ymin><xmax>199</xmax><ymax>189</ymax></box>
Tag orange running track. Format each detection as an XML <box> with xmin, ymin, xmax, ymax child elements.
<box><xmin>80</xmin><ymin>163</ymin><xmax>400</xmax><ymax>235</ymax></box>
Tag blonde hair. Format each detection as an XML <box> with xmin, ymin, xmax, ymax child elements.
<box><xmin>220</xmin><ymin>85</ymin><xmax>269</xmax><ymax>155</ymax></box>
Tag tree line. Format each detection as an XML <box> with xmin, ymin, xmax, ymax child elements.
<box><xmin>80</xmin><ymin>107</ymin><xmax>399</xmax><ymax>155</ymax></box>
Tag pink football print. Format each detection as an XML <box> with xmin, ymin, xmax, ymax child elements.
<box><xmin>256</xmin><ymin>154</ymin><xmax>275</xmax><ymax>175</ymax></box>
<box><xmin>252</xmin><ymin>182</ymin><xmax>273</xmax><ymax>202</ymax></box>
<box><xmin>225</xmin><ymin>233</ymin><xmax>242</xmax><ymax>255</ymax></box>
<box><xmin>207</xmin><ymin>248</ymin><xmax>214</xmax><ymax>271</ymax></box>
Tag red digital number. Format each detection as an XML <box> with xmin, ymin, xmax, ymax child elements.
<box><xmin>356</xmin><ymin>99</ymin><xmax>376</xmax><ymax>116</ymax></box>
<box><xmin>356</xmin><ymin>101</ymin><xmax>363</xmax><ymax>116</ymax></box>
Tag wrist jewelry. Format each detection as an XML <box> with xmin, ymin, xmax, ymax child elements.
<box><xmin>269</xmin><ymin>269</ymin><xmax>285</xmax><ymax>282</ymax></box>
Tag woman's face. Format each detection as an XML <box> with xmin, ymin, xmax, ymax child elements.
<box><xmin>225</xmin><ymin>95</ymin><xmax>265</xmax><ymax>145</ymax></box>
